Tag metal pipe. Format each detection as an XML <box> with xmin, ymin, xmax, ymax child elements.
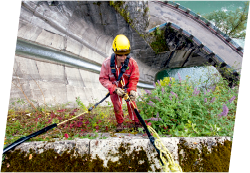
<box><xmin>15</xmin><ymin>38</ymin><xmax>155</xmax><ymax>89</ymax></box>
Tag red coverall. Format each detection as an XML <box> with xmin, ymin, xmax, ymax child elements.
<box><xmin>99</xmin><ymin>55</ymin><xmax>140</xmax><ymax>124</ymax></box>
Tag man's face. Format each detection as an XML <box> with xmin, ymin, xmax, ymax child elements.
<box><xmin>116</xmin><ymin>54</ymin><xmax>127</xmax><ymax>64</ymax></box>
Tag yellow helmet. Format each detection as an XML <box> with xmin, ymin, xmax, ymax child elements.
<box><xmin>112</xmin><ymin>34</ymin><xmax>131</xmax><ymax>55</ymax></box>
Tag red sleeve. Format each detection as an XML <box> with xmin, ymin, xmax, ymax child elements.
<box><xmin>127</xmin><ymin>59</ymin><xmax>140</xmax><ymax>93</ymax></box>
<box><xmin>99</xmin><ymin>58</ymin><xmax>117</xmax><ymax>94</ymax></box>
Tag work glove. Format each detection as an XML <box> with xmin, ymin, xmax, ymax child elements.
<box><xmin>115</xmin><ymin>88</ymin><xmax>125</xmax><ymax>97</ymax></box>
<box><xmin>129</xmin><ymin>90</ymin><xmax>138</xmax><ymax>101</ymax></box>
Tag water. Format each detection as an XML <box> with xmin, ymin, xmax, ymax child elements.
<box><xmin>156</xmin><ymin>66</ymin><xmax>221</xmax><ymax>89</ymax></box>
<box><xmin>175</xmin><ymin>1</ymin><xmax>246</xmax><ymax>16</ymax></box>
<box><xmin>155</xmin><ymin>1</ymin><xmax>247</xmax><ymax>82</ymax></box>
<box><xmin>173</xmin><ymin>0</ymin><xmax>247</xmax><ymax>48</ymax></box>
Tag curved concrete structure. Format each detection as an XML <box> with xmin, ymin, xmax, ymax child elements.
<box><xmin>148</xmin><ymin>1</ymin><xmax>243</xmax><ymax>72</ymax></box>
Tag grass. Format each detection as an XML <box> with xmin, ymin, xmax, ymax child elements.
<box><xmin>4</xmin><ymin>99</ymin><xmax>139</xmax><ymax>147</ymax></box>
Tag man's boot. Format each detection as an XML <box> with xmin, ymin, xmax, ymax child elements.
<box><xmin>116</xmin><ymin>123</ymin><xmax>123</xmax><ymax>132</ymax></box>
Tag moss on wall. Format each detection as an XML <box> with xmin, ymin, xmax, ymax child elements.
<box><xmin>1</xmin><ymin>138</ymin><xmax>232</xmax><ymax>172</ymax></box>
<box><xmin>178</xmin><ymin>139</ymin><xmax>232</xmax><ymax>172</ymax></box>
<box><xmin>143</xmin><ymin>7</ymin><xmax>149</xmax><ymax>17</ymax></box>
<box><xmin>150</xmin><ymin>27</ymin><xmax>169</xmax><ymax>53</ymax></box>
<box><xmin>109</xmin><ymin>1</ymin><xmax>132</xmax><ymax>26</ymax></box>
<box><xmin>93</xmin><ymin>1</ymin><xmax>101</xmax><ymax>6</ymax></box>
<box><xmin>109</xmin><ymin>0</ymin><xmax>169</xmax><ymax>54</ymax></box>
<box><xmin>1</xmin><ymin>143</ymin><xmax>161</xmax><ymax>172</ymax></box>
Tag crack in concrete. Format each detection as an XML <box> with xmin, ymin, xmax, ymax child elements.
<box><xmin>64</xmin><ymin>65</ymin><xmax>69</xmax><ymax>85</ymax></box>
<box><xmin>78</xmin><ymin>69</ymin><xmax>86</xmax><ymax>88</ymax></box>
<box><xmin>35</xmin><ymin>61</ymin><xmax>40</xmax><ymax>76</ymax></box>
<box><xmin>88</xmin><ymin>140</ymin><xmax>91</xmax><ymax>155</ymax></box>
<box><xmin>63</xmin><ymin>35</ymin><xmax>67</xmax><ymax>51</ymax></box>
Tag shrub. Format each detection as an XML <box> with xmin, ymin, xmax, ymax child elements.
<box><xmin>137</xmin><ymin>72</ymin><xmax>238</xmax><ymax>138</ymax></box>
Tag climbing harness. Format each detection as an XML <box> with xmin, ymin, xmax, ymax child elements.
<box><xmin>110</xmin><ymin>53</ymin><xmax>130</xmax><ymax>81</ymax></box>
<box><xmin>120</xmin><ymin>80</ymin><xmax>182</xmax><ymax>172</ymax></box>
<box><xmin>88</xmin><ymin>53</ymin><xmax>130</xmax><ymax>111</ymax></box>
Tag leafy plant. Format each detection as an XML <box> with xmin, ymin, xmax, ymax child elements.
<box><xmin>75</xmin><ymin>97</ymin><xmax>87</xmax><ymax>111</ymax></box>
<box><xmin>137</xmin><ymin>67</ymin><xmax>238</xmax><ymax>138</ymax></box>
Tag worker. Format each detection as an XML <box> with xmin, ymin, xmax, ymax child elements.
<box><xmin>99</xmin><ymin>34</ymin><xmax>141</xmax><ymax>132</ymax></box>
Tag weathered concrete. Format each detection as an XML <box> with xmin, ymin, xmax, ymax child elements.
<box><xmin>6</xmin><ymin>135</ymin><xmax>231</xmax><ymax>172</ymax></box>
<box><xmin>148</xmin><ymin>1</ymin><xmax>243</xmax><ymax>71</ymax></box>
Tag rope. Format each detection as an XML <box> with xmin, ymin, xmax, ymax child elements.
<box><xmin>57</xmin><ymin>112</ymin><xmax>88</xmax><ymax>126</ymax></box>
<box><xmin>120</xmin><ymin>80</ymin><xmax>182</xmax><ymax>172</ymax></box>
<box><xmin>147</xmin><ymin>126</ymin><xmax>182</xmax><ymax>172</ymax></box>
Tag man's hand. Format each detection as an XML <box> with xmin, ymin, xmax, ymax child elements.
<box><xmin>129</xmin><ymin>90</ymin><xmax>138</xmax><ymax>101</ymax></box>
<box><xmin>115</xmin><ymin>88</ymin><xmax>125</xmax><ymax>97</ymax></box>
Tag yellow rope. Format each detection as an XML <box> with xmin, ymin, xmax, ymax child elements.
<box><xmin>119</xmin><ymin>82</ymin><xmax>182</xmax><ymax>172</ymax></box>
<box><xmin>57</xmin><ymin>111</ymin><xmax>88</xmax><ymax>126</ymax></box>
<box><xmin>147</xmin><ymin>126</ymin><xmax>182</xmax><ymax>172</ymax></box>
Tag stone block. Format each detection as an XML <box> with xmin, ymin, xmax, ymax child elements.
<box><xmin>36</xmin><ymin>59</ymin><xmax>67</xmax><ymax>84</ymax></box>
<box><xmin>66</xmin><ymin>37</ymin><xmax>83</xmax><ymax>55</ymax></box>
<box><xmin>90</xmin><ymin>138</ymin><xmax>163</xmax><ymax>171</ymax></box>
<box><xmin>14</xmin><ymin>139</ymin><xmax>90</xmax><ymax>156</ymax></box>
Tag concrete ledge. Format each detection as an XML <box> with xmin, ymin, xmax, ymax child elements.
<box><xmin>2</xmin><ymin>134</ymin><xmax>232</xmax><ymax>172</ymax></box>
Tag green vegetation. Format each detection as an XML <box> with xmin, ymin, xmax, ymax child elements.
<box><xmin>143</xmin><ymin>6</ymin><xmax>149</xmax><ymax>17</ymax></box>
<box><xmin>149</xmin><ymin>27</ymin><xmax>169</xmax><ymax>53</ymax></box>
<box><xmin>203</xmin><ymin>1</ymin><xmax>249</xmax><ymax>38</ymax></box>
<box><xmin>4</xmin><ymin>97</ymin><xmax>138</xmax><ymax>147</ymax></box>
<box><xmin>137</xmin><ymin>67</ymin><xmax>238</xmax><ymax>138</ymax></box>
<box><xmin>109</xmin><ymin>1</ymin><xmax>132</xmax><ymax>24</ymax></box>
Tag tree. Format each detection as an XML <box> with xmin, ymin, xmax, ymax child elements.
<box><xmin>204</xmin><ymin>2</ymin><xmax>249</xmax><ymax>39</ymax></box>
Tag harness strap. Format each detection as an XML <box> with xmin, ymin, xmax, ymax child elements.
<box><xmin>110</xmin><ymin>53</ymin><xmax>130</xmax><ymax>82</ymax></box>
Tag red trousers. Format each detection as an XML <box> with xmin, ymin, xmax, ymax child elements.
<box><xmin>110</xmin><ymin>93</ymin><xmax>139</xmax><ymax>124</ymax></box>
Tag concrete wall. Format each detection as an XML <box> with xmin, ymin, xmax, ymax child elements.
<box><xmin>110</xmin><ymin>1</ymin><xmax>150</xmax><ymax>34</ymax></box>
<box><xmin>2</xmin><ymin>136</ymin><xmax>231</xmax><ymax>172</ymax></box>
